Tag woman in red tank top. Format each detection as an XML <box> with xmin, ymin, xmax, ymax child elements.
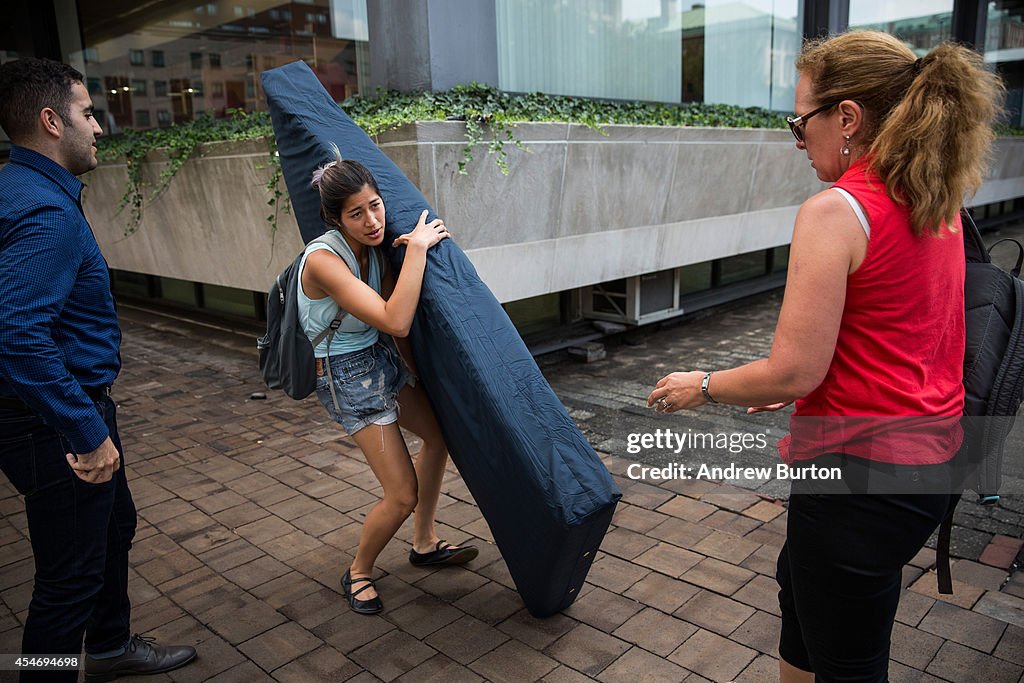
<box><xmin>646</xmin><ymin>31</ymin><xmax>1004</xmax><ymax>683</ymax></box>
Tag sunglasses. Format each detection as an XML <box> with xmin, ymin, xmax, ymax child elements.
<box><xmin>786</xmin><ymin>100</ymin><xmax>841</xmax><ymax>142</ymax></box>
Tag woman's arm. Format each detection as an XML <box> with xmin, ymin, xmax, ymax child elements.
<box><xmin>648</xmin><ymin>189</ymin><xmax>868</xmax><ymax>411</ymax></box>
<box><xmin>304</xmin><ymin>210</ymin><xmax>447</xmax><ymax>337</ymax></box>
<box><xmin>381</xmin><ymin>269</ymin><xmax>420</xmax><ymax>376</ymax></box>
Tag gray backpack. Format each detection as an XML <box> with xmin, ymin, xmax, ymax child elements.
<box><xmin>257</xmin><ymin>230</ymin><xmax>373</xmax><ymax>412</ymax></box>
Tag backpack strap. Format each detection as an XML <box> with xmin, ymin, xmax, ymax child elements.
<box><xmin>305</xmin><ymin>231</ymin><xmax>382</xmax><ymax>415</ymax></box>
<box><xmin>935</xmin><ymin>502</ymin><xmax>956</xmax><ymax>594</ymax></box>
<box><xmin>961</xmin><ymin>209</ymin><xmax>990</xmax><ymax>265</ymax></box>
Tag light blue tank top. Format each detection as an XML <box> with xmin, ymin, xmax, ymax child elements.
<box><xmin>297</xmin><ymin>236</ymin><xmax>381</xmax><ymax>357</ymax></box>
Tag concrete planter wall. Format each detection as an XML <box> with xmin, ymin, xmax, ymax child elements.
<box><xmin>83</xmin><ymin>125</ymin><xmax>1024</xmax><ymax>302</ymax></box>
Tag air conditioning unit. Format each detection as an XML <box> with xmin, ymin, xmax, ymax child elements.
<box><xmin>583</xmin><ymin>269</ymin><xmax>680</xmax><ymax>326</ymax></box>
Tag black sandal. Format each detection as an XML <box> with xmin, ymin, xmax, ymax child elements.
<box><xmin>408</xmin><ymin>540</ymin><xmax>479</xmax><ymax>567</ymax></box>
<box><xmin>341</xmin><ymin>569</ymin><xmax>383</xmax><ymax>614</ymax></box>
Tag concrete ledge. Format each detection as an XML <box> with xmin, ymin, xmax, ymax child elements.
<box><xmin>81</xmin><ymin>126</ymin><xmax>1023</xmax><ymax>301</ymax></box>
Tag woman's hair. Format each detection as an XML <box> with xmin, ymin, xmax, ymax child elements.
<box><xmin>796</xmin><ymin>31</ymin><xmax>1005</xmax><ymax>236</ymax></box>
<box><xmin>311</xmin><ymin>143</ymin><xmax>380</xmax><ymax>228</ymax></box>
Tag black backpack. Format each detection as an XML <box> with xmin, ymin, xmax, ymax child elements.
<box><xmin>960</xmin><ymin>208</ymin><xmax>1024</xmax><ymax>502</ymax></box>
<box><xmin>935</xmin><ymin>209</ymin><xmax>1024</xmax><ymax>593</ymax></box>
<box><xmin>257</xmin><ymin>230</ymin><xmax>362</xmax><ymax>412</ymax></box>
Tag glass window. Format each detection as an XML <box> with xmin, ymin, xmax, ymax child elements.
<box><xmin>74</xmin><ymin>0</ymin><xmax>369</xmax><ymax>131</ymax></box>
<box><xmin>504</xmin><ymin>294</ymin><xmax>562</xmax><ymax>335</ymax></box>
<box><xmin>716</xmin><ymin>251</ymin><xmax>769</xmax><ymax>286</ymax></box>
<box><xmin>154</xmin><ymin>80</ymin><xmax>168</xmax><ymax>97</ymax></box>
<box><xmin>848</xmin><ymin>0</ymin><xmax>955</xmax><ymax>53</ymax></box>
<box><xmin>203</xmin><ymin>283</ymin><xmax>256</xmax><ymax>317</ymax></box>
<box><xmin>496</xmin><ymin>0</ymin><xmax>799</xmax><ymax>109</ymax></box>
<box><xmin>984</xmin><ymin>0</ymin><xmax>1024</xmax><ymax>127</ymax></box>
<box><xmin>134</xmin><ymin>110</ymin><xmax>151</xmax><ymax>127</ymax></box>
<box><xmin>156</xmin><ymin>110</ymin><xmax>172</xmax><ymax>127</ymax></box>
<box><xmin>131</xmin><ymin>79</ymin><xmax>147</xmax><ymax>95</ymax></box>
<box><xmin>678</xmin><ymin>262</ymin><xmax>712</xmax><ymax>295</ymax></box>
<box><xmin>86</xmin><ymin>77</ymin><xmax>102</xmax><ymax>95</ymax></box>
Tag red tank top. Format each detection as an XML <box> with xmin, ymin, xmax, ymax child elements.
<box><xmin>780</xmin><ymin>158</ymin><xmax>965</xmax><ymax>465</ymax></box>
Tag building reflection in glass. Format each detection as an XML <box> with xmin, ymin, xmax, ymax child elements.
<box><xmin>74</xmin><ymin>0</ymin><xmax>369</xmax><ymax>132</ymax></box>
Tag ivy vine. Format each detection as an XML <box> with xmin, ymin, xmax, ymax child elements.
<box><xmin>96</xmin><ymin>83</ymin><xmax>1022</xmax><ymax>236</ymax></box>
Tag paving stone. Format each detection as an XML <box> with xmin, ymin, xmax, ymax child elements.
<box><xmin>470</xmin><ymin>639</ymin><xmax>559</xmax><ymax>683</ymax></box>
<box><xmin>692</xmin><ymin>530</ymin><xmax>761</xmax><ymax>565</ymax></box>
<box><xmin>271</xmin><ymin>644</ymin><xmax>363</xmax><ymax>682</ymax></box>
<box><xmin>740</xmin><ymin>544</ymin><xmax>781</xmax><ymax>577</ymax></box>
<box><xmin>951</xmin><ymin>559</ymin><xmax>1009</xmax><ymax>591</ymax></box>
<box><xmin>413</xmin><ymin>567</ymin><xmax>489</xmax><ymax>602</ymax></box>
<box><xmin>732</xmin><ymin>574</ymin><xmax>782</xmax><ymax>617</ymax></box>
<box><xmin>680</xmin><ymin>557</ymin><xmax>755</xmax><ymax>596</ymax></box>
<box><xmin>137</xmin><ymin>548</ymin><xmax>205</xmax><ymax>588</ymax></box>
<box><xmin>648</xmin><ymin>517</ymin><xmax>714</xmax><ymax>548</ymax></box>
<box><xmin>394</xmin><ymin>653</ymin><xmax>485</xmax><ymax>683</ymax></box>
<box><xmin>612</xmin><ymin>504</ymin><xmax>670</xmax><ymax>534</ymax></box>
<box><xmin>596</xmin><ymin>645</ymin><xmax>689</xmax><ymax>682</ymax></box>
<box><xmin>908</xmin><ymin>573</ymin><xmax>985</xmax><ymax>610</ymax></box>
<box><xmin>632</xmin><ymin>542</ymin><xmax>702</xmax><ymax>577</ymax></box>
<box><xmin>742</xmin><ymin>500</ymin><xmax>786</xmax><ymax>523</ymax></box>
<box><xmin>699</xmin><ymin>490</ymin><xmax>762</xmax><ymax>513</ymax></box>
<box><xmin>166</xmin><ymin>633</ymin><xmax>247</xmax><ymax>683</ymax></box>
<box><xmin>385</xmin><ymin>594</ymin><xmax>463</xmax><ymax>639</ymax></box>
<box><xmin>656</xmin><ymin>496</ymin><xmax>716</xmax><ymax>522</ymax></box>
<box><xmin>612</xmin><ymin>607</ymin><xmax>699</xmax><ymax>657</ymax></box>
<box><xmin>994</xmin><ymin>624</ymin><xmax>1024</xmax><ymax>666</ymax></box>
<box><xmin>599</xmin><ymin>527</ymin><xmax>659</xmax><ymax>560</ymax></box>
<box><xmin>563</xmin><ymin>585</ymin><xmax>643</xmax><ymax>633</ymax></box>
<box><xmin>212</xmin><ymin>502</ymin><xmax>272</xmax><ymax>529</ymax></box>
<box><xmin>541</xmin><ymin>665</ymin><xmax>598</xmax><ymax>683</ymax></box>
<box><xmin>701</xmin><ymin>510</ymin><xmax>763</xmax><ymax>537</ymax></box>
<box><xmin>919</xmin><ymin>600</ymin><xmax>1007</xmax><ymax>652</ymax></box>
<box><xmin>452</xmin><ymin>580</ymin><xmax>524</xmax><ymax>626</ymax></box>
<box><xmin>737</xmin><ymin>654</ymin><xmax>780</xmax><ymax>683</ymax></box>
<box><xmin>974</xmin><ymin>590</ymin><xmax>1024</xmax><ymax>629</ymax></box>
<box><xmin>730</xmin><ymin>610</ymin><xmax>780</xmax><ymax>656</ymax></box>
<box><xmin>675</xmin><ymin>590</ymin><xmax>755</xmax><ymax>637</ymax></box>
<box><xmin>668</xmin><ymin>628</ymin><xmax>757</xmax><ymax>682</ymax></box>
<box><xmin>233</xmin><ymin>515</ymin><xmax>296</xmax><ymax>546</ymax></box>
<box><xmin>249</xmin><ymin>570</ymin><xmax>324</xmax><ymax>610</ymax></box>
<box><xmin>890</xmin><ymin>620</ymin><xmax>944</xmax><ymax>670</ymax></box>
<box><xmin>223</xmin><ymin>555</ymin><xmax>292</xmax><ymax>590</ymax></box>
<box><xmin>496</xmin><ymin>609</ymin><xmax>579</xmax><ymax>650</ymax></box>
<box><xmin>623</xmin><ymin>572</ymin><xmax>701</xmax><ymax>614</ymax></box>
<box><xmin>199</xmin><ymin>593</ymin><xmax>288</xmax><ymax>645</ymax></box>
<box><xmin>423</xmin><ymin>614</ymin><xmax>509</xmax><ymax>664</ymax></box>
<box><xmin>348</xmin><ymin>626</ymin><xmax>437</xmax><ymax>681</ymax></box>
<box><xmin>586</xmin><ymin>554</ymin><xmax>651</xmax><ymax>593</ymax></box>
<box><xmin>896</xmin><ymin>589</ymin><xmax>937</xmax><ymax>627</ymax></box>
<box><xmin>926</xmin><ymin>640</ymin><xmax>1024</xmax><ymax>682</ymax></box>
<box><xmin>280</xmin><ymin>586</ymin><xmax>349</xmax><ymax>631</ymax></box>
<box><xmin>237</xmin><ymin>621</ymin><xmax>322</xmax><ymax>672</ymax></box>
<box><xmin>544</xmin><ymin>624</ymin><xmax>630</xmax><ymax>677</ymax></box>
<box><xmin>313</xmin><ymin>610</ymin><xmax>396</xmax><ymax>655</ymax></box>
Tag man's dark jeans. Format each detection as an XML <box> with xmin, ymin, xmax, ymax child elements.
<box><xmin>0</xmin><ymin>395</ymin><xmax>136</xmax><ymax>681</ymax></box>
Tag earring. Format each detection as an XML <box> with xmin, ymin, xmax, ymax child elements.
<box><xmin>841</xmin><ymin>135</ymin><xmax>851</xmax><ymax>157</ymax></box>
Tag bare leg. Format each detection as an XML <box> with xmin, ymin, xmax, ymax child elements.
<box><xmin>396</xmin><ymin>382</ymin><xmax>453</xmax><ymax>553</ymax></box>
<box><xmin>348</xmin><ymin>421</ymin><xmax>418</xmax><ymax>600</ymax></box>
<box><xmin>780</xmin><ymin>658</ymin><xmax>815</xmax><ymax>683</ymax></box>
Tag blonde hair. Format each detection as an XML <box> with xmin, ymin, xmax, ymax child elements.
<box><xmin>796</xmin><ymin>31</ymin><xmax>1005</xmax><ymax>236</ymax></box>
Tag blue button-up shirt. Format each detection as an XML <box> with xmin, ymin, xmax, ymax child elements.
<box><xmin>0</xmin><ymin>146</ymin><xmax>120</xmax><ymax>453</ymax></box>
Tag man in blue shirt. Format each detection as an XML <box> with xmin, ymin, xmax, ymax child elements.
<box><xmin>0</xmin><ymin>59</ymin><xmax>196</xmax><ymax>681</ymax></box>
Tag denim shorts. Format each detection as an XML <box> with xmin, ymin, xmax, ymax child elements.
<box><xmin>315</xmin><ymin>339</ymin><xmax>412</xmax><ymax>435</ymax></box>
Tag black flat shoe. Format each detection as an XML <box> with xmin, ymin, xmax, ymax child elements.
<box><xmin>409</xmin><ymin>540</ymin><xmax>479</xmax><ymax>567</ymax></box>
<box><xmin>341</xmin><ymin>569</ymin><xmax>383</xmax><ymax>614</ymax></box>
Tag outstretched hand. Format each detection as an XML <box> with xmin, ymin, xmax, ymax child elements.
<box><xmin>647</xmin><ymin>370</ymin><xmax>706</xmax><ymax>414</ymax></box>
<box><xmin>393</xmin><ymin>210</ymin><xmax>449</xmax><ymax>251</ymax></box>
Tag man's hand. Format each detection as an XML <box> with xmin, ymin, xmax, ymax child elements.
<box><xmin>65</xmin><ymin>437</ymin><xmax>120</xmax><ymax>483</ymax></box>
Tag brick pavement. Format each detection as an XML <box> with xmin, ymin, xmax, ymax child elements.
<box><xmin>0</xmin><ymin>304</ymin><xmax>1021</xmax><ymax>682</ymax></box>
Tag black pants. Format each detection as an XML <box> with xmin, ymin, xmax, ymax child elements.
<box><xmin>777</xmin><ymin>491</ymin><xmax>958</xmax><ymax>683</ymax></box>
<box><xmin>0</xmin><ymin>395</ymin><xmax>136</xmax><ymax>682</ymax></box>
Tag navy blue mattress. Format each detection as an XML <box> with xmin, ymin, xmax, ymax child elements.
<box><xmin>261</xmin><ymin>61</ymin><xmax>620</xmax><ymax>616</ymax></box>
